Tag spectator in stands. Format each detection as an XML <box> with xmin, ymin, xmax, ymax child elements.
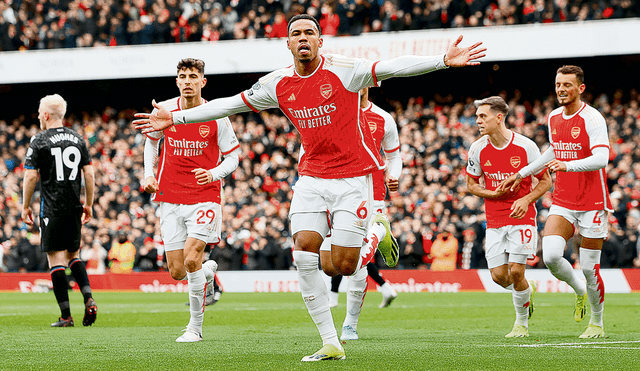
<box><xmin>134</xmin><ymin>236</ymin><xmax>159</xmax><ymax>271</ymax></box>
<box><xmin>108</xmin><ymin>231</ymin><xmax>136</xmax><ymax>273</ymax></box>
<box><xmin>429</xmin><ymin>224</ymin><xmax>459</xmax><ymax>271</ymax></box>
<box><xmin>81</xmin><ymin>240</ymin><xmax>109</xmax><ymax>275</ymax></box>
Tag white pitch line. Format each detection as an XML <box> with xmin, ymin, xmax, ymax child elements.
<box><xmin>504</xmin><ymin>340</ymin><xmax>640</xmax><ymax>348</ymax></box>
<box><xmin>551</xmin><ymin>346</ymin><xmax>640</xmax><ymax>350</ymax></box>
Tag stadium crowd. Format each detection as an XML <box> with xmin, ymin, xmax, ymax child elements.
<box><xmin>1</xmin><ymin>0</ymin><xmax>639</xmax><ymax>51</ymax></box>
<box><xmin>2</xmin><ymin>84</ymin><xmax>640</xmax><ymax>273</ymax></box>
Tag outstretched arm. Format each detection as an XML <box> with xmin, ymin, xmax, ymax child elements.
<box><xmin>134</xmin><ymin>94</ymin><xmax>250</xmax><ymax>134</ymax></box>
<box><xmin>443</xmin><ymin>35</ymin><xmax>486</xmax><ymax>67</ymax></box>
<box><xmin>375</xmin><ymin>35</ymin><xmax>486</xmax><ymax>81</ymax></box>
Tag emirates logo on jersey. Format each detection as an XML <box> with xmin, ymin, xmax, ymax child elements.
<box><xmin>368</xmin><ymin>121</ymin><xmax>377</xmax><ymax>134</ymax></box>
<box><xmin>320</xmin><ymin>84</ymin><xmax>332</xmax><ymax>99</ymax></box>
<box><xmin>510</xmin><ymin>156</ymin><xmax>521</xmax><ymax>168</ymax></box>
<box><xmin>571</xmin><ymin>127</ymin><xmax>581</xmax><ymax>139</ymax></box>
<box><xmin>199</xmin><ymin>125</ymin><xmax>210</xmax><ymax>138</ymax></box>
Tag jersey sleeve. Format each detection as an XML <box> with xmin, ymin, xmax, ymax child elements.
<box><xmin>521</xmin><ymin>136</ymin><xmax>544</xmax><ymax>179</ymax></box>
<box><xmin>79</xmin><ymin>136</ymin><xmax>91</xmax><ymax>167</ymax></box>
<box><xmin>216</xmin><ymin>117</ymin><xmax>240</xmax><ymax>155</ymax></box>
<box><xmin>466</xmin><ymin>141</ymin><xmax>483</xmax><ymax>179</ymax></box>
<box><xmin>341</xmin><ymin>56</ymin><xmax>377</xmax><ymax>92</ymax></box>
<box><xmin>382</xmin><ymin>114</ymin><xmax>400</xmax><ymax>153</ymax></box>
<box><xmin>241</xmin><ymin>70</ymin><xmax>285</xmax><ymax>112</ymax></box>
<box><xmin>585</xmin><ymin>109</ymin><xmax>610</xmax><ymax>150</ymax></box>
<box><xmin>24</xmin><ymin>136</ymin><xmax>40</xmax><ymax>170</ymax></box>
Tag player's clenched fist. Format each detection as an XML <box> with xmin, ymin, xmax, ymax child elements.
<box><xmin>144</xmin><ymin>176</ymin><xmax>159</xmax><ymax>194</ymax></box>
<box><xmin>386</xmin><ymin>177</ymin><xmax>399</xmax><ymax>192</ymax></box>
<box><xmin>192</xmin><ymin>168</ymin><xmax>213</xmax><ymax>185</ymax></box>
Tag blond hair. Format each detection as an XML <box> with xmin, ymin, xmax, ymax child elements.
<box><xmin>40</xmin><ymin>94</ymin><xmax>67</xmax><ymax>120</ymax></box>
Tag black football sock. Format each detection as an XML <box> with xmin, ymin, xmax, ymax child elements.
<box><xmin>69</xmin><ymin>258</ymin><xmax>93</xmax><ymax>303</ymax></box>
<box><xmin>330</xmin><ymin>274</ymin><xmax>342</xmax><ymax>293</ymax></box>
<box><xmin>366</xmin><ymin>262</ymin><xmax>386</xmax><ymax>286</ymax></box>
<box><xmin>51</xmin><ymin>266</ymin><xmax>71</xmax><ymax>318</ymax></box>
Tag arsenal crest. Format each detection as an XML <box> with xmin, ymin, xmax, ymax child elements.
<box><xmin>571</xmin><ymin>126</ymin><xmax>581</xmax><ymax>139</ymax></box>
<box><xmin>199</xmin><ymin>125</ymin><xmax>210</xmax><ymax>138</ymax></box>
<box><xmin>510</xmin><ymin>156</ymin><xmax>521</xmax><ymax>168</ymax></box>
<box><xmin>368</xmin><ymin>121</ymin><xmax>377</xmax><ymax>134</ymax></box>
<box><xmin>320</xmin><ymin>84</ymin><xmax>332</xmax><ymax>99</ymax></box>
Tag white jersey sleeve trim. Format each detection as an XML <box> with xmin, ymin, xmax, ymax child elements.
<box><xmin>565</xmin><ymin>146</ymin><xmax>609</xmax><ymax>172</ymax></box>
<box><xmin>143</xmin><ymin>136</ymin><xmax>159</xmax><ymax>179</ymax></box>
<box><xmin>466</xmin><ymin>137</ymin><xmax>487</xmax><ymax>178</ymax></box>
<box><xmin>519</xmin><ymin>147</ymin><xmax>555</xmax><ymax>177</ymax></box>
<box><xmin>209</xmin><ymin>149</ymin><xmax>240</xmax><ymax>182</ymax></box>
<box><xmin>581</xmin><ymin>105</ymin><xmax>610</xmax><ymax>150</ymax></box>
<box><xmin>374</xmin><ymin>55</ymin><xmax>447</xmax><ymax>82</ymax></box>
<box><xmin>173</xmin><ymin>94</ymin><xmax>251</xmax><ymax>125</ymax></box>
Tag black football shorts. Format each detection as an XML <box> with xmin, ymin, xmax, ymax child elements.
<box><xmin>40</xmin><ymin>213</ymin><xmax>82</xmax><ymax>253</ymax></box>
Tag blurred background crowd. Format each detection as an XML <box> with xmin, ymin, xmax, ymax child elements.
<box><xmin>2</xmin><ymin>84</ymin><xmax>640</xmax><ymax>273</ymax></box>
<box><xmin>1</xmin><ymin>0</ymin><xmax>639</xmax><ymax>50</ymax></box>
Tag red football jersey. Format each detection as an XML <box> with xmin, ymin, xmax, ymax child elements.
<box><xmin>467</xmin><ymin>132</ymin><xmax>544</xmax><ymax>228</ymax></box>
<box><xmin>147</xmin><ymin>97</ymin><xmax>240</xmax><ymax>204</ymax></box>
<box><xmin>241</xmin><ymin>54</ymin><xmax>385</xmax><ymax>179</ymax></box>
<box><xmin>548</xmin><ymin>102</ymin><xmax>612</xmax><ymax>211</ymax></box>
<box><xmin>362</xmin><ymin>101</ymin><xmax>400</xmax><ymax>201</ymax></box>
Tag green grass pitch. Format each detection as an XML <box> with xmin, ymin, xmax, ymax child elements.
<box><xmin>2</xmin><ymin>291</ymin><xmax>639</xmax><ymax>370</ymax></box>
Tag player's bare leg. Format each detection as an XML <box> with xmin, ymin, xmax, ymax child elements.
<box><xmin>579</xmin><ymin>238</ymin><xmax>605</xmax><ymax>338</ymax></box>
<box><xmin>166</xmin><ymin>250</ymin><xmax>188</xmax><ymax>281</ymax></box>
<box><xmin>542</xmin><ymin>216</ymin><xmax>587</xmax><ymax>321</ymax></box>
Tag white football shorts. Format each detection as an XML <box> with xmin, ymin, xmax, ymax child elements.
<box><xmin>290</xmin><ymin>175</ymin><xmax>373</xmax><ymax>248</ymax></box>
<box><xmin>548</xmin><ymin>205</ymin><xmax>608</xmax><ymax>239</ymax></box>
<box><xmin>485</xmin><ymin>224</ymin><xmax>537</xmax><ymax>269</ymax></box>
<box><xmin>159</xmin><ymin>201</ymin><xmax>222</xmax><ymax>252</ymax></box>
<box><xmin>372</xmin><ymin>200</ymin><xmax>386</xmax><ymax>215</ymax></box>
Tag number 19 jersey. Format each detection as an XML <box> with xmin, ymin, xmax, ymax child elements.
<box><xmin>467</xmin><ymin>132</ymin><xmax>543</xmax><ymax>228</ymax></box>
<box><xmin>24</xmin><ymin>127</ymin><xmax>91</xmax><ymax>217</ymax></box>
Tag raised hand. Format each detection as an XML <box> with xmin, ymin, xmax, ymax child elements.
<box><xmin>133</xmin><ymin>100</ymin><xmax>174</xmax><ymax>134</ymax></box>
<box><xmin>444</xmin><ymin>35</ymin><xmax>487</xmax><ymax>67</ymax></box>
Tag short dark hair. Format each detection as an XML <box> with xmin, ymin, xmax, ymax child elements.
<box><xmin>557</xmin><ymin>65</ymin><xmax>584</xmax><ymax>85</ymax></box>
<box><xmin>177</xmin><ymin>58</ymin><xmax>205</xmax><ymax>75</ymax></box>
<box><xmin>473</xmin><ymin>96</ymin><xmax>509</xmax><ymax>116</ymax></box>
<box><xmin>287</xmin><ymin>14</ymin><xmax>321</xmax><ymax>37</ymax></box>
